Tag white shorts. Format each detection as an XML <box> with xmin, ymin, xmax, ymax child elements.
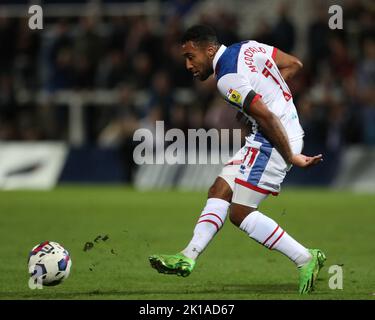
<box><xmin>219</xmin><ymin>132</ymin><xmax>304</xmax><ymax>208</ymax></box>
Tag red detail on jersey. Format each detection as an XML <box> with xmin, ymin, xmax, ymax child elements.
<box><xmin>272</xmin><ymin>47</ymin><xmax>278</xmax><ymax>60</ymax></box>
<box><xmin>251</xmin><ymin>94</ymin><xmax>262</xmax><ymax>105</ymax></box>
<box><xmin>262</xmin><ymin>225</ymin><xmax>280</xmax><ymax>245</ymax></box>
<box><xmin>266</xmin><ymin>59</ymin><xmax>273</xmax><ymax>68</ymax></box>
<box><xmin>199</xmin><ymin>213</ymin><xmax>224</xmax><ymax>226</ymax></box>
<box><xmin>197</xmin><ymin>219</ymin><xmax>220</xmax><ymax>231</ymax></box>
<box><xmin>262</xmin><ymin>59</ymin><xmax>292</xmax><ymax>102</ymax></box>
<box><xmin>269</xmin><ymin>230</ymin><xmax>285</xmax><ymax>249</ymax></box>
<box><xmin>234</xmin><ymin>178</ymin><xmax>279</xmax><ymax>196</ymax></box>
<box><xmin>243</xmin><ymin>94</ymin><xmax>262</xmax><ymax>115</ymax></box>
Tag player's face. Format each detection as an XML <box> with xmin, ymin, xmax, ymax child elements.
<box><xmin>182</xmin><ymin>41</ymin><xmax>213</xmax><ymax>81</ymax></box>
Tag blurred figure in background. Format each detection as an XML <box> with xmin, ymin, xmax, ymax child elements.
<box><xmin>307</xmin><ymin>3</ymin><xmax>331</xmax><ymax>74</ymax></box>
<box><xmin>0</xmin><ymin>0</ymin><xmax>372</xmax><ymax>183</ymax></box>
<box><xmin>357</xmin><ymin>37</ymin><xmax>375</xmax><ymax>144</ymax></box>
<box><xmin>272</xmin><ymin>2</ymin><xmax>295</xmax><ymax>53</ymax></box>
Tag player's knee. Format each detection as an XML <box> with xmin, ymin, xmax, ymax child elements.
<box><xmin>208</xmin><ymin>177</ymin><xmax>232</xmax><ymax>202</ymax></box>
<box><xmin>229</xmin><ymin>203</ymin><xmax>256</xmax><ymax>227</ymax></box>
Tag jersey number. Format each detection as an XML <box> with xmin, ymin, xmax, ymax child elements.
<box><xmin>262</xmin><ymin>59</ymin><xmax>292</xmax><ymax>101</ymax></box>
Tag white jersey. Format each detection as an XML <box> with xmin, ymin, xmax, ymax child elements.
<box><xmin>213</xmin><ymin>41</ymin><xmax>304</xmax><ymax>143</ymax></box>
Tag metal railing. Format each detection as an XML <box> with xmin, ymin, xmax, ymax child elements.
<box><xmin>32</xmin><ymin>88</ymin><xmax>194</xmax><ymax>146</ymax></box>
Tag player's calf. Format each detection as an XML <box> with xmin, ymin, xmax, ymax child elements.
<box><xmin>181</xmin><ymin>177</ymin><xmax>232</xmax><ymax>260</ymax></box>
<box><xmin>234</xmin><ymin>203</ymin><xmax>312</xmax><ymax>267</ymax></box>
<box><xmin>229</xmin><ymin>202</ymin><xmax>257</xmax><ymax>227</ymax></box>
<box><xmin>150</xmin><ymin>177</ymin><xmax>233</xmax><ymax>277</ymax></box>
<box><xmin>230</xmin><ymin>182</ymin><xmax>312</xmax><ymax>268</ymax></box>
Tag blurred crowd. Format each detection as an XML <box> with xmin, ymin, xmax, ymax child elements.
<box><xmin>0</xmin><ymin>0</ymin><xmax>374</xmax><ymax>155</ymax></box>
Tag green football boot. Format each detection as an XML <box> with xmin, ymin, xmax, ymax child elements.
<box><xmin>298</xmin><ymin>249</ymin><xmax>327</xmax><ymax>294</ymax></box>
<box><xmin>149</xmin><ymin>253</ymin><xmax>196</xmax><ymax>277</ymax></box>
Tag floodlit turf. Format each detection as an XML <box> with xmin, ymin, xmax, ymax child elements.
<box><xmin>0</xmin><ymin>186</ymin><xmax>374</xmax><ymax>300</ymax></box>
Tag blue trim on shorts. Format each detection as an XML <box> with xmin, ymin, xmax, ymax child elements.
<box><xmin>247</xmin><ymin>132</ymin><xmax>273</xmax><ymax>185</ymax></box>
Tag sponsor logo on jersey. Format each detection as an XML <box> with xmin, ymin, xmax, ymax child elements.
<box><xmin>226</xmin><ymin>88</ymin><xmax>242</xmax><ymax>106</ymax></box>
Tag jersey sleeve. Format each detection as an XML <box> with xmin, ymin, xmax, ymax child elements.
<box><xmin>217</xmin><ymin>73</ymin><xmax>262</xmax><ymax>110</ymax></box>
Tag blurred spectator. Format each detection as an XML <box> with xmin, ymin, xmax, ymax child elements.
<box><xmin>73</xmin><ymin>16</ymin><xmax>104</xmax><ymax>89</ymax></box>
<box><xmin>145</xmin><ymin>70</ymin><xmax>175</xmax><ymax>129</ymax></box>
<box><xmin>167</xmin><ymin>0</ymin><xmax>198</xmax><ymax>18</ymax></box>
<box><xmin>252</xmin><ymin>19</ymin><xmax>274</xmax><ymax>45</ymax></box>
<box><xmin>162</xmin><ymin>17</ymin><xmax>193</xmax><ymax>87</ymax></box>
<box><xmin>198</xmin><ymin>9</ymin><xmax>240</xmax><ymax>46</ymax></box>
<box><xmin>0</xmin><ymin>0</ymin><xmax>372</xmax><ymax>158</ymax></box>
<box><xmin>99</xmin><ymin>83</ymin><xmax>139</xmax><ymax>147</ymax></box>
<box><xmin>328</xmin><ymin>35</ymin><xmax>355</xmax><ymax>80</ymax></box>
<box><xmin>105</xmin><ymin>16</ymin><xmax>129</xmax><ymax>51</ymax></box>
<box><xmin>272</xmin><ymin>2</ymin><xmax>295</xmax><ymax>53</ymax></box>
<box><xmin>0</xmin><ymin>17</ymin><xmax>16</xmax><ymax>73</ymax></box>
<box><xmin>14</xmin><ymin>18</ymin><xmax>41</xmax><ymax>91</ymax></box>
<box><xmin>344</xmin><ymin>0</ymin><xmax>365</xmax><ymax>25</ymax></box>
<box><xmin>0</xmin><ymin>73</ymin><xmax>17</xmax><ymax>139</ymax></box>
<box><xmin>124</xmin><ymin>17</ymin><xmax>162</xmax><ymax>68</ymax></box>
<box><xmin>357</xmin><ymin>38</ymin><xmax>375</xmax><ymax>108</ymax></box>
<box><xmin>130</xmin><ymin>52</ymin><xmax>153</xmax><ymax>89</ymax></box>
<box><xmin>307</xmin><ymin>3</ymin><xmax>331</xmax><ymax>74</ymax></box>
<box><xmin>214</xmin><ymin>10</ymin><xmax>240</xmax><ymax>46</ymax></box>
<box><xmin>357</xmin><ymin>38</ymin><xmax>375</xmax><ymax>144</ymax></box>
<box><xmin>46</xmin><ymin>19</ymin><xmax>75</xmax><ymax>91</ymax></box>
<box><xmin>95</xmin><ymin>49</ymin><xmax>130</xmax><ymax>89</ymax></box>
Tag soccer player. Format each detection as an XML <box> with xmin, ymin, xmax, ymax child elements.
<box><xmin>149</xmin><ymin>25</ymin><xmax>326</xmax><ymax>294</ymax></box>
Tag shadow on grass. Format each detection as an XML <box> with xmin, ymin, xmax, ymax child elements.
<box><xmin>1</xmin><ymin>283</ymin><xmax>305</xmax><ymax>299</ymax></box>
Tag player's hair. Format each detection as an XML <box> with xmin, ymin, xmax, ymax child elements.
<box><xmin>181</xmin><ymin>25</ymin><xmax>219</xmax><ymax>47</ymax></box>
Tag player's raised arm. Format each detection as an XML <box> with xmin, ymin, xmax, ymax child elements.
<box><xmin>273</xmin><ymin>49</ymin><xmax>303</xmax><ymax>81</ymax></box>
<box><xmin>243</xmin><ymin>94</ymin><xmax>322</xmax><ymax>168</ymax></box>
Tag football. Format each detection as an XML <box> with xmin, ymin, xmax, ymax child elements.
<box><xmin>28</xmin><ymin>241</ymin><xmax>72</xmax><ymax>287</ymax></box>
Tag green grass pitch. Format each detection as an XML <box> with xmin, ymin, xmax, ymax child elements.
<box><xmin>0</xmin><ymin>186</ymin><xmax>374</xmax><ymax>300</ymax></box>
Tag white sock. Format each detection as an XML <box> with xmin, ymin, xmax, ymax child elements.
<box><xmin>239</xmin><ymin>210</ymin><xmax>312</xmax><ymax>267</ymax></box>
<box><xmin>181</xmin><ymin>198</ymin><xmax>230</xmax><ymax>260</ymax></box>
